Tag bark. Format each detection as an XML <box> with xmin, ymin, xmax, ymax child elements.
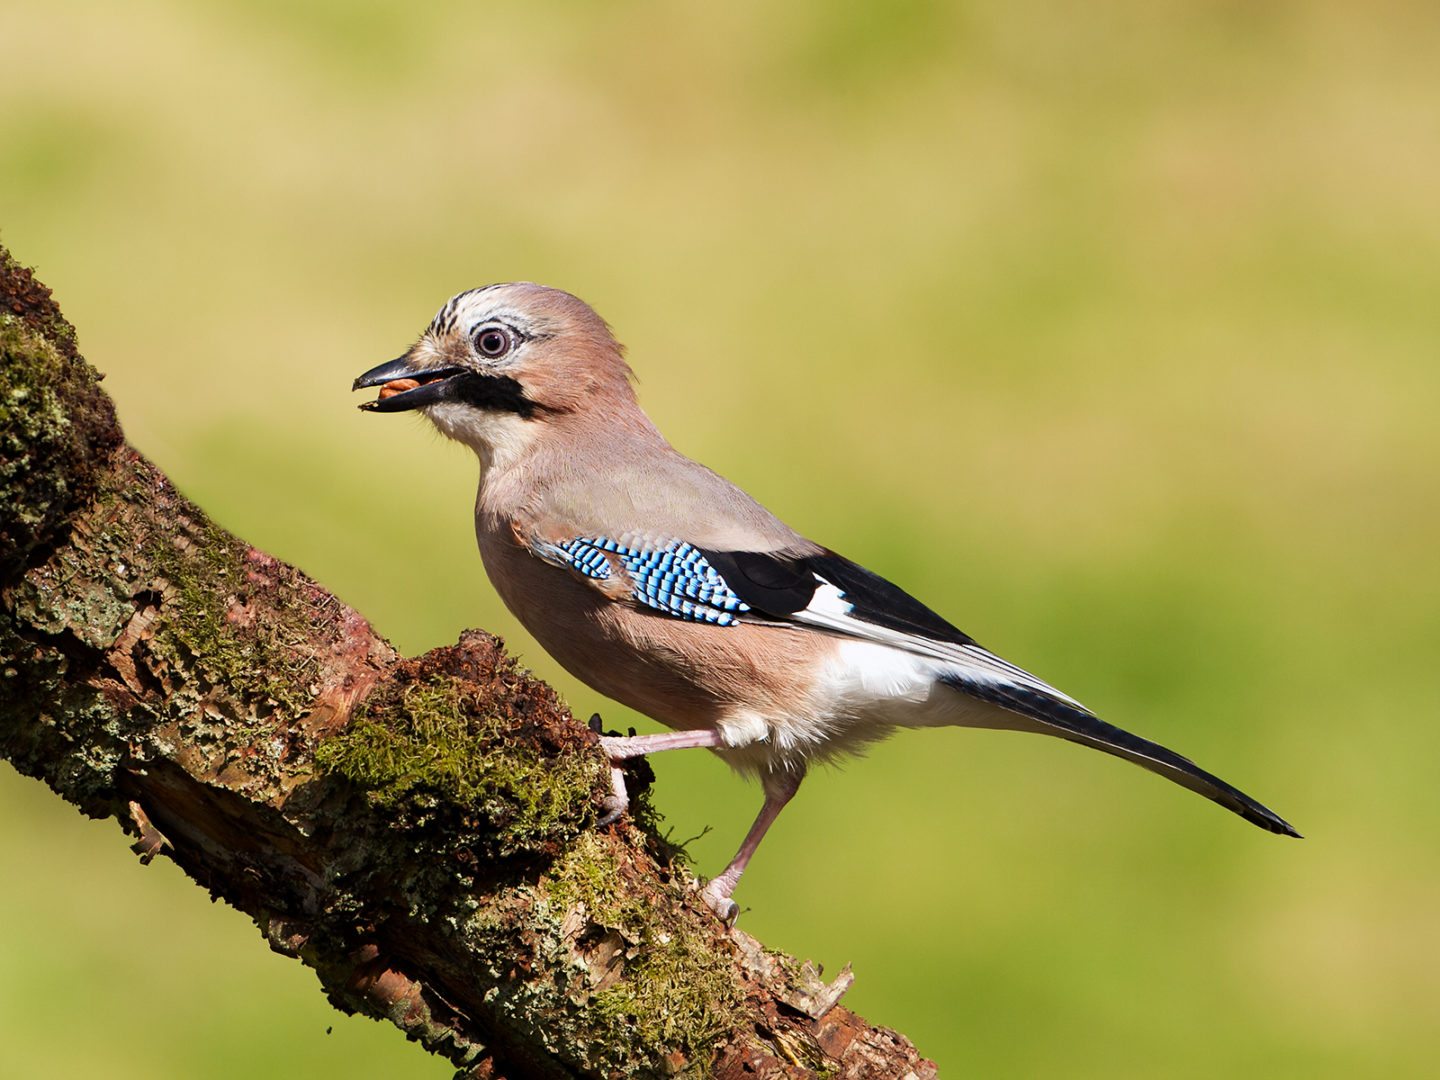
<box><xmin>0</xmin><ymin>243</ymin><xmax>937</xmax><ymax>1080</ymax></box>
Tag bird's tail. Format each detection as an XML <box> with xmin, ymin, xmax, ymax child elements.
<box><xmin>939</xmin><ymin>673</ymin><xmax>1301</xmax><ymax>837</ymax></box>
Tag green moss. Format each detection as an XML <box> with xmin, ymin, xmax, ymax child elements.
<box><xmin>315</xmin><ymin>677</ymin><xmax>603</xmax><ymax>857</ymax></box>
<box><xmin>144</xmin><ymin>531</ymin><xmax>316</xmax><ymax>723</ymax></box>
<box><xmin>542</xmin><ymin>831</ymin><xmax>632</xmax><ymax>918</ymax></box>
<box><xmin>533</xmin><ymin>833</ymin><xmax>746</xmax><ymax>1074</ymax></box>
<box><xmin>586</xmin><ymin>914</ymin><xmax>742</xmax><ymax>1067</ymax></box>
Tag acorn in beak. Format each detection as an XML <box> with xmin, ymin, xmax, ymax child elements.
<box><xmin>352</xmin><ymin>356</ymin><xmax>466</xmax><ymax>413</ymax></box>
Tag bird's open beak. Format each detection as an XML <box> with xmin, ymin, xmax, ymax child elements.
<box><xmin>352</xmin><ymin>355</ymin><xmax>466</xmax><ymax>413</ymax></box>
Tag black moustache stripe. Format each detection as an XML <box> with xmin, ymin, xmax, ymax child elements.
<box><xmin>442</xmin><ymin>372</ymin><xmax>551</xmax><ymax>419</ymax></box>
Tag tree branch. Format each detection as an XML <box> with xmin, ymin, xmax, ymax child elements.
<box><xmin>0</xmin><ymin>243</ymin><xmax>936</xmax><ymax>1079</ymax></box>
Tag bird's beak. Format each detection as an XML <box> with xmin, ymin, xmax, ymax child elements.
<box><xmin>352</xmin><ymin>354</ymin><xmax>467</xmax><ymax>413</ymax></box>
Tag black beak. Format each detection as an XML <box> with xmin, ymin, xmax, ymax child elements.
<box><xmin>352</xmin><ymin>355</ymin><xmax>466</xmax><ymax>413</ymax></box>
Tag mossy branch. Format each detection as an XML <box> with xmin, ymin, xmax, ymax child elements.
<box><xmin>0</xmin><ymin>242</ymin><xmax>935</xmax><ymax>1079</ymax></box>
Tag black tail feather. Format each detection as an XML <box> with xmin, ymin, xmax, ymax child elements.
<box><xmin>941</xmin><ymin>675</ymin><xmax>1301</xmax><ymax>838</ymax></box>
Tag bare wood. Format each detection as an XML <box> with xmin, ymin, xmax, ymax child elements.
<box><xmin>0</xmin><ymin>244</ymin><xmax>936</xmax><ymax>1080</ymax></box>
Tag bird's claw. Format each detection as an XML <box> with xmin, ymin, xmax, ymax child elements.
<box><xmin>701</xmin><ymin>885</ymin><xmax>740</xmax><ymax>926</ymax></box>
<box><xmin>593</xmin><ymin>716</ymin><xmax>630</xmax><ymax>827</ymax></box>
<box><xmin>596</xmin><ymin>771</ymin><xmax>628</xmax><ymax>827</ymax></box>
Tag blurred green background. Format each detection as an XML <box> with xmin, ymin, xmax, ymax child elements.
<box><xmin>3</xmin><ymin>1</ymin><xmax>1438</xmax><ymax>1076</ymax></box>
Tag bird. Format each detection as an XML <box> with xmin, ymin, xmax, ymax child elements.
<box><xmin>353</xmin><ymin>283</ymin><xmax>1300</xmax><ymax>922</ymax></box>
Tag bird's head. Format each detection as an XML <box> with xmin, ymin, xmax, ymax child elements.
<box><xmin>353</xmin><ymin>283</ymin><xmax>638</xmax><ymax>464</ymax></box>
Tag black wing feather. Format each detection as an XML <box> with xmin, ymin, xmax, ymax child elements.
<box><xmin>696</xmin><ymin>549</ymin><xmax>819</xmax><ymax>613</ymax></box>
<box><xmin>698</xmin><ymin>547</ymin><xmax>978</xmax><ymax>646</ymax></box>
<box><xmin>807</xmin><ymin>551</ymin><xmax>979</xmax><ymax>647</ymax></box>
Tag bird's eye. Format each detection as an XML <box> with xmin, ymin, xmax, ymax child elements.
<box><xmin>474</xmin><ymin>326</ymin><xmax>513</xmax><ymax>359</ymax></box>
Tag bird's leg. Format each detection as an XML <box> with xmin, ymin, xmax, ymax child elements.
<box><xmin>589</xmin><ymin>716</ymin><xmax>725</xmax><ymax>826</ymax></box>
<box><xmin>586</xmin><ymin>718</ymin><xmax>802</xmax><ymax>923</ymax></box>
<box><xmin>589</xmin><ymin>714</ymin><xmax>631</xmax><ymax>825</ymax></box>
<box><xmin>600</xmin><ymin>729</ymin><xmax>727</xmax><ymax>759</ymax></box>
<box><xmin>701</xmin><ymin>769</ymin><xmax>803</xmax><ymax>925</ymax></box>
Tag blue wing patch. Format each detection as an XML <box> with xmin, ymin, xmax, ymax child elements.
<box><xmin>552</xmin><ymin>537</ymin><xmax>751</xmax><ymax>626</ymax></box>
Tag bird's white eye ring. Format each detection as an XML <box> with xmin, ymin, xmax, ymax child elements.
<box><xmin>473</xmin><ymin>326</ymin><xmax>514</xmax><ymax>359</ymax></box>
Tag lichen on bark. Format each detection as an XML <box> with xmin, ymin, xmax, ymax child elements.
<box><xmin>0</xmin><ymin>250</ymin><xmax>121</xmax><ymax>576</ymax></box>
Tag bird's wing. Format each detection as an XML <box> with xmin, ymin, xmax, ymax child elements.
<box><xmin>534</xmin><ymin>533</ymin><xmax>1081</xmax><ymax>702</ymax></box>
<box><xmin>534</xmin><ymin>535</ymin><xmax>1299</xmax><ymax>837</ymax></box>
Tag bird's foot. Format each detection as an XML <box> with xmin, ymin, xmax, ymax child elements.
<box><xmin>591</xmin><ymin>715</ymin><xmax>630</xmax><ymax>826</ymax></box>
<box><xmin>700</xmin><ymin>882</ymin><xmax>740</xmax><ymax>927</ymax></box>
<box><xmin>597</xmin><ymin>762</ymin><xmax>629</xmax><ymax>827</ymax></box>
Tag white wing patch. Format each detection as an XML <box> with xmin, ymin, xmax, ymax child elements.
<box><xmin>790</xmin><ymin>571</ymin><xmax>1090</xmax><ymax>711</ymax></box>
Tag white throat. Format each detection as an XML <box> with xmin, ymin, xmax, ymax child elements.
<box><xmin>424</xmin><ymin>400</ymin><xmax>540</xmax><ymax>474</ymax></box>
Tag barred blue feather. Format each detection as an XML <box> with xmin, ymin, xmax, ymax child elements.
<box><xmin>552</xmin><ymin>537</ymin><xmax>751</xmax><ymax>626</ymax></box>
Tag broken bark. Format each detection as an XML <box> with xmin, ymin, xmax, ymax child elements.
<box><xmin>0</xmin><ymin>243</ymin><xmax>936</xmax><ymax>1080</ymax></box>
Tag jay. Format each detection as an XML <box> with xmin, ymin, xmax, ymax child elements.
<box><xmin>354</xmin><ymin>283</ymin><xmax>1299</xmax><ymax>923</ymax></box>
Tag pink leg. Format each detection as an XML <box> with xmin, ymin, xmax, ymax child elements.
<box><xmin>592</xmin><ymin>722</ymin><xmax>726</xmax><ymax>826</ymax></box>
<box><xmin>601</xmin><ymin>729</ymin><xmax>726</xmax><ymax>759</ymax></box>
<box><xmin>701</xmin><ymin>770</ymin><xmax>803</xmax><ymax>924</ymax></box>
